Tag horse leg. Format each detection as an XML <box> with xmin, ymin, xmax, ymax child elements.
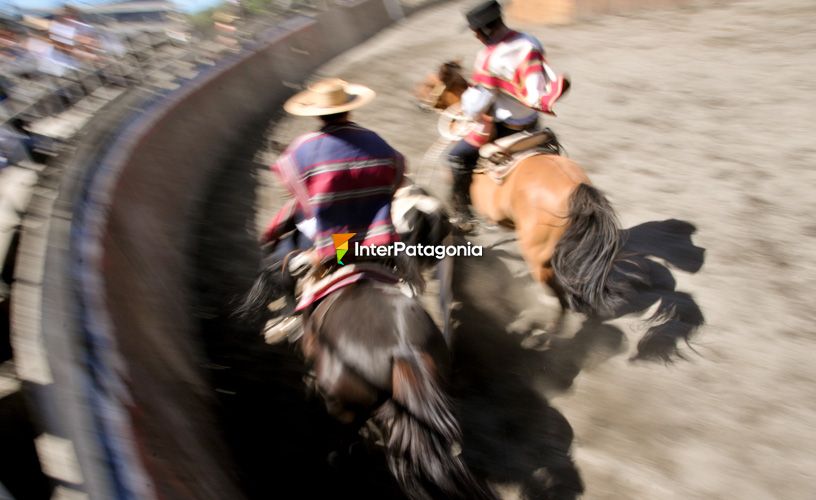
<box><xmin>516</xmin><ymin>228</ymin><xmax>568</xmax><ymax>336</ymax></box>
<box><xmin>307</xmin><ymin>343</ymin><xmax>384</xmax><ymax>468</ymax></box>
<box><xmin>312</xmin><ymin>347</ymin><xmax>379</xmax><ymax>425</ymax></box>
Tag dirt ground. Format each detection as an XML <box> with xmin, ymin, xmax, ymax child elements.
<box><xmin>229</xmin><ymin>0</ymin><xmax>816</xmax><ymax>498</ymax></box>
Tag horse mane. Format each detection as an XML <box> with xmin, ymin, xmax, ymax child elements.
<box><xmin>438</xmin><ymin>60</ymin><xmax>469</xmax><ymax>93</ymax></box>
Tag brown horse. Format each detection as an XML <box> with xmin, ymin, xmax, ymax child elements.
<box><xmin>416</xmin><ymin>62</ymin><xmax>625</xmax><ymax>318</ymax></box>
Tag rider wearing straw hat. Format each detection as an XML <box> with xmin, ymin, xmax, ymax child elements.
<box><xmin>448</xmin><ymin>0</ymin><xmax>570</xmax><ymax>231</ymax></box>
<box><xmin>257</xmin><ymin>78</ymin><xmax>407</xmax><ymax>341</ymax></box>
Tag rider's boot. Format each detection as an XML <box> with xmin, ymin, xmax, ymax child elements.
<box><xmin>449</xmin><ymin>169</ymin><xmax>477</xmax><ymax>234</ymax></box>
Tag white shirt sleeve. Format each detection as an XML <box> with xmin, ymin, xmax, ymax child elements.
<box><xmin>460</xmin><ymin>85</ymin><xmax>495</xmax><ymax>119</ymax></box>
<box><xmin>295</xmin><ymin>217</ymin><xmax>318</xmax><ymax>240</ymax></box>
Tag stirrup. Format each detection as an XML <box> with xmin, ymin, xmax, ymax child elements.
<box><xmin>263</xmin><ymin>315</ymin><xmax>303</xmax><ymax>344</ymax></box>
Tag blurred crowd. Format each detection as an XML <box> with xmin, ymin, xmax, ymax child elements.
<box><xmin>0</xmin><ymin>0</ymin><xmax>410</xmax><ymax>170</ymax></box>
<box><xmin>0</xmin><ymin>6</ymin><xmax>187</xmax><ymax>168</ymax></box>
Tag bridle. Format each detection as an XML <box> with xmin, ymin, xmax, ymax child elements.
<box><xmin>421</xmin><ymin>61</ymin><xmax>464</xmax><ymax>110</ymax></box>
<box><xmin>428</xmin><ymin>82</ymin><xmax>447</xmax><ymax>109</ymax></box>
<box><xmin>416</xmin><ymin>80</ymin><xmax>448</xmax><ymax>111</ymax></box>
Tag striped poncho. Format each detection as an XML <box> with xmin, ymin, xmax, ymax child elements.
<box><xmin>262</xmin><ymin>122</ymin><xmax>405</xmax><ymax>264</ymax></box>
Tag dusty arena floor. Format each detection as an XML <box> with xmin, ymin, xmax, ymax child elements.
<box><xmin>197</xmin><ymin>0</ymin><xmax>815</xmax><ymax>498</ymax></box>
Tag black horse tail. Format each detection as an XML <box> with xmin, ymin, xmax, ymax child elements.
<box><xmin>551</xmin><ymin>183</ymin><xmax>625</xmax><ymax>317</ymax></box>
<box><xmin>374</xmin><ymin>348</ymin><xmax>495</xmax><ymax>500</ymax></box>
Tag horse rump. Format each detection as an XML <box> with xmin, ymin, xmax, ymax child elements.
<box><xmin>373</xmin><ymin>348</ymin><xmax>496</xmax><ymax>500</ymax></box>
<box><xmin>551</xmin><ymin>183</ymin><xmax>626</xmax><ymax>317</ymax></box>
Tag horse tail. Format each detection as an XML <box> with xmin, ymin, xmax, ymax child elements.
<box><xmin>373</xmin><ymin>348</ymin><xmax>495</xmax><ymax>500</ymax></box>
<box><xmin>551</xmin><ymin>182</ymin><xmax>625</xmax><ymax>317</ymax></box>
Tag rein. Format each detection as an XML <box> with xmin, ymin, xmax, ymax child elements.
<box><xmin>429</xmin><ymin>82</ymin><xmax>446</xmax><ymax>108</ymax></box>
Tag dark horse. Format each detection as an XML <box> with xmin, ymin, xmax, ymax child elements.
<box><xmin>237</xmin><ymin>186</ymin><xmax>495</xmax><ymax>500</ymax></box>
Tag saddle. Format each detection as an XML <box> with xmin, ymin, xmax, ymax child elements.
<box><xmin>475</xmin><ymin>128</ymin><xmax>559</xmax><ymax>184</ymax></box>
<box><xmin>294</xmin><ymin>261</ymin><xmax>404</xmax><ymax>312</ymax></box>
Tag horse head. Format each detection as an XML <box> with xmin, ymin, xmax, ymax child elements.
<box><xmin>392</xmin><ymin>180</ymin><xmax>452</xmax><ymax>270</ymax></box>
<box><xmin>414</xmin><ymin>59</ymin><xmax>469</xmax><ymax>111</ymax></box>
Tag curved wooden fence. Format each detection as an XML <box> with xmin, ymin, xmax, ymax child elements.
<box><xmin>11</xmin><ymin>1</ymin><xmax>412</xmax><ymax>497</ymax></box>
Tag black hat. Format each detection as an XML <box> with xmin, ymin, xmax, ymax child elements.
<box><xmin>465</xmin><ymin>0</ymin><xmax>503</xmax><ymax>31</ymax></box>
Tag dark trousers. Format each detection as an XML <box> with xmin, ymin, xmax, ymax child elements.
<box><xmin>266</xmin><ymin>229</ymin><xmax>314</xmax><ymax>267</ymax></box>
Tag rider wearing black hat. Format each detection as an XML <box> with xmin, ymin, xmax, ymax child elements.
<box><xmin>448</xmin><ymin>0</ymin><xmax>570</xmax><ymax>231</ymax></box>
<box><xmin>466</xmin><ymin>0</ymin><xmax>503</xmax><ymax>36</ymax></box>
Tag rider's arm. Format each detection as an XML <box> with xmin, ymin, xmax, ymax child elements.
<box><xmin>260</xmin><ymin>198</ymin><xmax>298</xmax><ymax>245</ymax></box>
<box><xmin>460</xmin><ymin>85</ymin><xmax>495</xmax><ymax>120</ymax></box>
<box><xmin>262</xmin><ymin>146</ymin><xmax>307</xmax><ymax>245</ymax></box>
<box><xmin>271</xmin><ymin>142</ymin><xmax>315</xmax><ymax>219</ymax></box>
<box><xmin>518</xmin><ymin>47</ymin><xmax>567</xmax><ymax>115</ymax></box>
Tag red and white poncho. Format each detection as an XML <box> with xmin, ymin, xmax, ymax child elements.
<box><xmin>463</xmin><ymin>30</ymin><xmax>569</xmax><ymax>145</ymax></box>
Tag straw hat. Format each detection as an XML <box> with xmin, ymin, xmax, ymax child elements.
<box><xmin>283</xmin><ymin>78</ymin><xmax>376</xmax><ymax>117</ymax></box>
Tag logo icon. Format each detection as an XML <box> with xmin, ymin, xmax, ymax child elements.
<box><xmin>332</xmin><ymin>233</ymin><xmax>356</xmax><ymax>265</ymax></box>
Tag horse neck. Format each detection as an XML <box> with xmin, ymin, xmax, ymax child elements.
<box><xmin>449</xmin><ymin>71</ymin><xmax>468</xmax><ymax>100</ymax></box>
<box><xmin>441</xmin><ymin>90</ymin><xmax>462</xmax><ymax>108</ymax></box>
<box><xmin>439</xmin><ymin>75</ymin><xmax>466</xmax><ymax>108</ymax></box>
<box><xmin>438</xmin><ymin>65</ymin><xmax>468</xmax><ymax>98</ymax></box>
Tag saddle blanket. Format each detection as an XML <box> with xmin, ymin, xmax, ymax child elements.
<box><xmin>295</xmin><ymin>262</ymin><xmax>402</xmax><ymax>311</ymax></box>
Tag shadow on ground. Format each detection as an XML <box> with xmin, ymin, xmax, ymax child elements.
<box><xmin>444</xmin><ymin>217</ymin><xmax>706</xmax><ymax>497</ymax></box>
<box><xmin>614</xmin><ymin>219</ymin><xmax>707</xmax><ymax>361</ymax></box>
